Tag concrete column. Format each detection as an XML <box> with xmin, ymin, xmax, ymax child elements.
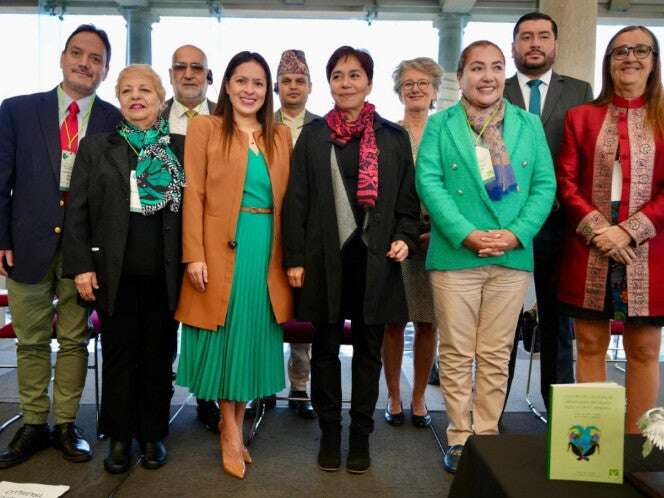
<box><xmin>123</xmin><ymin>8</ymin><xmax>157</xmax><ymax>64</ymax></box>
<box><xmin>434</xmin><ymin>13</ymin><xmax>469</xmax><ymax>109</ymax></box>
<box><xmin>539</xmin><ymin>0</ymin><xmax>597</xmax><ymax>85</ymax></box>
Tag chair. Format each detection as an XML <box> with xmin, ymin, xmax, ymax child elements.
<box><xmin>246</xmin><ymin>319</ymin><xmax>353</xmax><ymax>444</ymax></box>
<box><xmin>0</xmin><ymin>291</ymin><xmax>102</xmax><ymax>435</ymax></box>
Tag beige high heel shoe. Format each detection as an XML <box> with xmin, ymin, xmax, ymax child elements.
<box><xmin>242</xmin><ymin>446</ymin><xmax>252</xmax><ymax>464</ymax></box>
<box><xmin>218</xmin><ymin>420</ymin><xmax>246</xmax><ymax>479</ymax></box>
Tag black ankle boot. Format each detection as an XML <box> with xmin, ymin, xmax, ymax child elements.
<box><xmin>346</xmin><ymin>430</ymin><xmax>370</xmax><ymax>474</ymax></box>
<box><xmin>104</xmin><ymin>439</ymin><xmax>131</xmax><ymax>474</ymax></box>
<box><xmin>317</xmin><ymin>428</ymin><xmax>341</xmax><ymax>472</ymax></box>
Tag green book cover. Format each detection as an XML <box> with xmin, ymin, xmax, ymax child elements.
<box><xmin>547</xmin><ymin>382</ymin><xmax>625</xmax><ymax>484</ymax></box>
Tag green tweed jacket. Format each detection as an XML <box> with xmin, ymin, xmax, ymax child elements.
<box><xmin>415</xmin><ymin>98</ymin><xmax>556</xmax><ymax>272</ymax></box>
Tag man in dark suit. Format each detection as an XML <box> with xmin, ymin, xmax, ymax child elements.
<box><xmin>0</xmin><ymin>24</ymin><xmax>121</xmax><ymax>468</ymax></box>
<box><xmin>504</xmin><ymin>12</ymin><xmax>593</xmax><ymax>412</ymax></box>
<box><xmin>272</xmin><ymin>49</ymin><xmax>319</xmax><ymax>419</ymax></box>
<box><xmin>163</xmin><ymin>44</ymin><xmax>220</xmax><ymax>432</ymax></box>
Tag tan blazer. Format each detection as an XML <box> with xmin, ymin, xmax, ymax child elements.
<box><xmin>175</xmin><ymin>115</ymin><xmax>294</xmax><ymax>330</ymax></box>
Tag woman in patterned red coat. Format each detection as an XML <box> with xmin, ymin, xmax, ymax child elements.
<box><xmin>557</xmin><ymin>25</ymin><xmax>664</xmax><ymax>433</ymax></box>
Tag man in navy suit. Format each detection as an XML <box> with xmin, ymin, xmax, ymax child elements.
<box><xmin>503</xmin><ymin>12</ymin><xmax>593</xmax><ymax>413</ymax></box>
<box><xmin>0</xmin><ymin>24</ymin><xmax>121</xmax><ymax>468</ymax></box>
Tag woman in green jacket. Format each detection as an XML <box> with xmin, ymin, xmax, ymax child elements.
<box><xmin>416</xmin><ymin>40</ymin><xmax>556</xmax><ymax>473</ymax></box>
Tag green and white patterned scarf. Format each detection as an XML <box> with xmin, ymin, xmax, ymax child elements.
<box><xmin>117</xmin><ymin>118</ymin><xmax>186</xmax><ymax>215</ymax></box>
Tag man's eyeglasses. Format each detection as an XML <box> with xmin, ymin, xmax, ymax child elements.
<box><xmin>610</xmin><ymin>44</ymin><xmax>656</xmax><ymax>60</ymax></box>
<box><xmin>172</xmin><ymin>62</ymin><xmax>207</xmax><ymax>73</ymax></box>
<box><xmin>401</xmin><ymin>80</ymin><xmax>432</xmax><ymax>91</ymax></box>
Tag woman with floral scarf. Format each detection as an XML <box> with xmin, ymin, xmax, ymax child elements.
<box><xmin>63</xmin><ymin>65</ymin><xmax>185</xmax><ymax>474</ymax></box>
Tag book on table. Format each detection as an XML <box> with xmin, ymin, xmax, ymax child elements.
<box><xmin>547</xmin><ymin>382</ymin><xmax>625</xmax><ymax>484</ymax></box>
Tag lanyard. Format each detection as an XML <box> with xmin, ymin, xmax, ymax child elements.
<box><xmin>466</xmin><ymin>103</ymin><xmax>500</xmax><ymax>146</ymax></box>
<box><xmin>119</xmin><ymin>131</ymin><xmax>141</xmax><ymax>157</ymax></box>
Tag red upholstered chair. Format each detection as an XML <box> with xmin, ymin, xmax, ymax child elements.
<box><xmin>0</xmin><ymin>291</ymin><xmax>102</xmax><ymax>435</ymax></box>
<box><xmin>246</xmin><ymin>319</ymin><xmax>353</xmax><ymax>444</ymax></box>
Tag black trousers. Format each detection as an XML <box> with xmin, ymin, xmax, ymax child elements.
<box><xmin>505</xmin><ymin>228</ymin><xmax>574</xmax><ymax>411</ymax></box>
<box><xmin>98</xmin><ymin>274</ymin><xmax>178</xmax><ymax>442</ymax></box>
<box><xmin>311</xmin><ymin>237</ymin><xmax>385</xmax><ymax>435</ymax></box>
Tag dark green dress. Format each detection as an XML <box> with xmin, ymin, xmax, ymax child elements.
<box><xmin>176</xmin><ymin>150</ymin><xmax>285</xmax><ymax>401</ymax></box>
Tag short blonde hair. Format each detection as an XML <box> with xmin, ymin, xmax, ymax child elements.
<box><xmin>115</xmin><ymin>64</ymin><xmax>166</xmax><ymax>104</ymax></box>
<box><xmin>392</xmin><ymin>57</ymin><xmax>444</xmax><ymax>95</ymax></box>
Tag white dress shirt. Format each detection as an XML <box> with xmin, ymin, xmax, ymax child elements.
<box><xmin>516</xmin><ymin>68</ymin><xmax>553</xmax><ymax>114</ymax></box>
<box><xmin>58</xmin><ymin>85</ymin><xmax>95</xmax><ymax>140</ymax></box>
<box><xmin>168</xmin><ymin>99</ymin><xmax>209</xmax><ymax>135</ymax></box>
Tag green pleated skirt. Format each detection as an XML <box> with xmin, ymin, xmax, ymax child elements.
<box><xmin>176</xmin><ymin>151</ymin><xmax>285</xmax><ymax>402</ymax></box>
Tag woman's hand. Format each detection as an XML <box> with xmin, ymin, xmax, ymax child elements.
<box><xmin>463</xmin><ymin>230</ymin><xmax>508</xmax><ymax>256</ymax></box>
<box><xmin>287</xmin><ymin>266</ymin><xmax>305</xmax><ymax>288</ymax></box>
<box><xmin>608</xmin><ymin>246</ymin><xmax>637</xmax><ymax>265</ymax></box>
<box><xmin>593</xmin><ymin>226</ymin><xmax>632</xmax><ymax>254</ymax></box>
<box><xmin>74</xmin><ymin>272</ymin><xmax>99</xmax><ymax>301</ymax></box>
<box><xmin>387</xmin><ymin>240</ymin><xmax>409</xmax><ymax>262</ymax></box>
<box><xmin>187</xmin><ymin>261</ymin><xmax>208</xmax><ymax>292</ymax></box>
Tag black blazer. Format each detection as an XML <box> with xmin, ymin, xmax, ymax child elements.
<box><xmin>0</xmin><ymin>88</ymin><xmax>121</xmax><ymax>283</ymax></box>
<box><xmin>62</xmin><ymin>132</ymin><xmax>184</xmax><ymax>315</ymax></box>
<box><xmin>282</xmin><ymin>114</ymin><xmax>420</xmax><ymax>325</ymax></box>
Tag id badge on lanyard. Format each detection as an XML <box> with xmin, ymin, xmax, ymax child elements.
<box><xmin>59</xmin><ymin>151</ymin><xmax>76</xmax><ymax>191</ymax></box>
<box><xmin>475</xmin><ymin>146</ymin><xmax>495</xmax><ymax>183</ymax></box>
<box><xmin>129</xmin><ymin>171</ymin><xmax>142</xmax><ymax>213</ymax></box>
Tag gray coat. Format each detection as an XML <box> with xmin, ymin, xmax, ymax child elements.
<box><xmin>275</xmin><ymin>109</ymin><xmax>319</xmax><ymax>130</ymax></box>
<box><xmin>504</xmin><ymin>72</ymin><xmax>593</xmax><ymax>240</ymax></box>
<box><xmin>504</xmin><ymin>72</ymin><xmax>593</xmax><ymax>159</ymax></box>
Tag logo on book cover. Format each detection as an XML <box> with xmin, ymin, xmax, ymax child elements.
<box><xmin>567</xmin><ymin>425</ymin><xmax>601</xmax><ymax>461</ymax></box>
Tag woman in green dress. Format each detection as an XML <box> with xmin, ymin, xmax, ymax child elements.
<box><xmin>175</xmin><ymin>51</ymin><xmax>293</xmax><ymax>480</ymax></box>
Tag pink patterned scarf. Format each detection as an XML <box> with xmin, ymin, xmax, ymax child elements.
<box><xmin>325</xmin><ymin>102</ymin><xmax>379</xmax><ymax>208</ymax></box>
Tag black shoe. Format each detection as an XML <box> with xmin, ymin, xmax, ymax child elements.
<box><xmin>245</xmin><ymin>395</ymin><xmax>276</xmax><ymax>418</ymax></box>
<box><xmin>0</xmin><ymin>424</ymin><xmax>50</xmax><ymax>469</ymax></box>
<box><xmin>411</xmin><ymin>405</ymin><xmax>431</xmax><ymax>428</ymax></box>
<box><xmin>104</xmin><ymin>439</ymin><xmax>131</xmax><ymax>474</ymax></box>
<box><xmin>318</xmin><ymin>428</ymin><xmax>341</xmax><ymax>472</ymax></box>
<box><xmin>346</xmin><ymin>430</ymin><xmax>370</xmax><ymax>474</ymax></box>
<box><xmin>197</xmin><ymin>399</ymin><xmax>220</xmax><ymax>433</ymax></box>
<box><xmin>141</xmin><ymin>441</ymin><xmax>167</xmax><ymax>470</ymax></box>
<box><xmin>288</xmin><ymin>390</ymin><xmax>316</xmax><ymax>420</ymax></box>
<box><xmin>51</xmin><ymin>423</ymin><xmax>92</xmax><ymax>463</ymax></box>
<box><xmin>442</xmin><ymin>444</ymin><xmax>464</xmax><ymax>474</ymax></box>
<box><xmin>384</xmin><ymin>402</ymin><xmax>404</xmax><ymax>426</ymax></box>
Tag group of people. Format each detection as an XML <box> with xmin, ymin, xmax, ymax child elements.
<box><xmin>0</xmin><ymin>9</ymin><xmax>662</xmax><ymax>482</ymax></box>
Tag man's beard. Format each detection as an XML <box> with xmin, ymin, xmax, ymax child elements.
<box><xmin>515</xmin><ymin>50</ymin><xmax>555</xmax><ymax>76</ymax></box>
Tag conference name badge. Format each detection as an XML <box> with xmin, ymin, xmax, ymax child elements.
<box><xmin>475</xmin><ymin>146</ymin><xmax>495</xmax><ymax>183</ymax></box>
<box><xmin>59</xmin><ymin>150</ymin><xmax>76</xmax><ymax>191</ymax></box>
<box><xmin>129</xmin><ymin>170</ymin><xmax>142</xmax><ymax>213</ymax></box>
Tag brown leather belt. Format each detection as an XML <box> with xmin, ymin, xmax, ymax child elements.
<box><xmin>240</xmin><ymin>207</ymin><xmax>273</xmax><ymax>214</ymax></box>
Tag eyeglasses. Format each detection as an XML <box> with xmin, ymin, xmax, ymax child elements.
<box><xmin>401</xmin><ymin>80</ymin><xmax>432</xmax><ymax>91</ymax></box>
<box><xmin>610</xmin><ymin>44</ymin><xmax>656</xmax><ymax>60</ymax></box>
<box><xmin>172</xmin><ymin>62</ymin><xmax>206</xmax><ymax>73</ymax></box>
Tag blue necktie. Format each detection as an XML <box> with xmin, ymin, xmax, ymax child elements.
<box><xmin>527</xmin><ymin>79</ymin><xmax>543</xmax><ymax>116</ymax></box>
